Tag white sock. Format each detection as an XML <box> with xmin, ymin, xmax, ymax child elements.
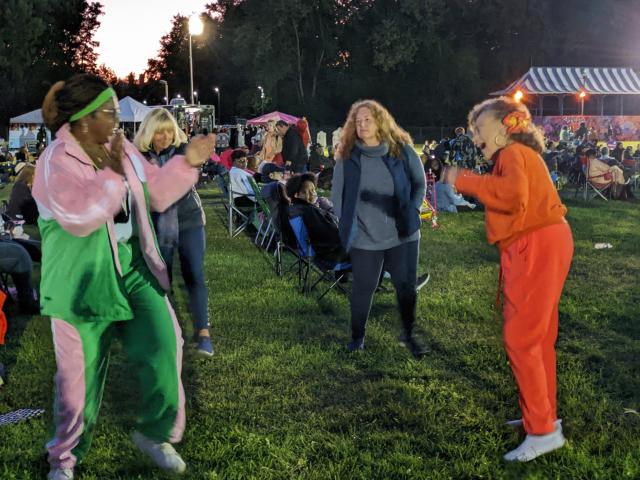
<box><xmin>506</xmin><ymin>418</ymin><xmax>562</xmax><ymax>429</ymax></box>
<box><xmin>503</xmin><ymin>424</ymin><xmax>566</xmax><ymax>462</ymax></box>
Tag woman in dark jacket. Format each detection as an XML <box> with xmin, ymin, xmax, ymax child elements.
<box><xmin>331</xmin><ymin>100</ymin><xmax>428</xmax><ymax>357</ymax></box>
<box><xmin>135</xmin><ymin>108</ymin><xmax>213</xmax><ymax>356</ymax></box>
<box><xmin>7</xmin><ymin>162</ymin><xmax>38</xmax><ymax>224</ymax></box>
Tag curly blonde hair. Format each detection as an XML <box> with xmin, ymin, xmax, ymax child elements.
<box><xmin>468</xmin><ymin>96</ymin><xmax>545</xmax><ymax>154</ymax></box>
<box><xmin>336</xmin><ymin>100</ymin><xmax>413</xmax><ymax>159</ymax></box>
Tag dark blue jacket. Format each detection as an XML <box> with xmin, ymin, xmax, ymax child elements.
<box><xmin>332</xmin><ymin>143</ymin><xmax>424</xmax><ymax>251</ymax></box>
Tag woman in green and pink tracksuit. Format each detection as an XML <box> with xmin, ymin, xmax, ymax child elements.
<box><xmin>33</xmin><ymin>74</ymin><xmax>214</xmax><ymax>480</ymax></box>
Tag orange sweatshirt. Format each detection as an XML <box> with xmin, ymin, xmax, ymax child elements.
<box><xmin>455</xmin><ymin>142</ymin><xmax>567</xmax><ymax>251</ymax></box>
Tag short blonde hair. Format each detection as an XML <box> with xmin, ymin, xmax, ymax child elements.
<box><xmin>134</xmin><ymin>108</ymin><xmax>188</xmax><ymax>152</ymax></box>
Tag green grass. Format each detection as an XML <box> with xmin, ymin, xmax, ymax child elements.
<box><xmin>1</xmin><ymin>185</ymin><xmax>639</xmax><ymax>479</ymax></box>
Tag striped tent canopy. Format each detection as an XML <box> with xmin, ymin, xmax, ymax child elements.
<box><xmin>492</xmin><ymin>67</ymin><xmax>640</xmax><ymax>95</ymax></box>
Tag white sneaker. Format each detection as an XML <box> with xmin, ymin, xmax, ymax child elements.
<box><xmin>505</xmin><ymin>418</ymin><xmax>562</xmax><ymax>429</ymax></box>
<box><xmin>131</xmin><ymin>431</ymin><xmax>186</xmax><ymax>474</ymax></box>
<box><xmin>48</xmin><ymin>468</ymin><xmax>74</xmax><ymax>480</ymax></box>
<box><xmin>503</xmin><ymin>424</ymin><xmax>566</xmax><ymax>462</ymax></box>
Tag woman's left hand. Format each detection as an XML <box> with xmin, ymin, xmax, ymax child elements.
<box><xmin>186</xmin><ymin>134</ymin><xmax>217</xmax><ymax>167</ymax></box>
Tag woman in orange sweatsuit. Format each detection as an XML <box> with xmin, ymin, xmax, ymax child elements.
<box><xmin>444</xmin><ymin>97</ymin><xmax>573</xmax><ymax>462</ymax></box>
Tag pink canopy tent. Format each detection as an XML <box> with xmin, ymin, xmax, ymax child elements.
<box><xmin>246</xmin><ymin>111</ymin><xmax>300</xmax><ymax>125</ymax></box>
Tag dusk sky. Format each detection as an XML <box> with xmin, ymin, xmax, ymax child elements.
<box><xmin>94</xmin><ymin>0</ymin><xmax>210</xmax><ymax>78</ymax></box>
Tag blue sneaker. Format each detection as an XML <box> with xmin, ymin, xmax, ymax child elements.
<box><xmin>347</xmin><ymin>337</ymin><xmax>365</xmax><ymax>352</ymax></box>
<box><xmin>196</xmin><ymin>336</ymin><xmax>214</xmax><ymax>357</ymax></box>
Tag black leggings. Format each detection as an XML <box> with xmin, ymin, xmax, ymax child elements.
<box><xmin>349</xmin><ymin>240</ymin><xmax>419</xmax><ymax>340</ymax></box>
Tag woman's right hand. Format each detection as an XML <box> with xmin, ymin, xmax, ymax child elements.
<box><xmin>104</xmin><ymin>130</ymin><xmax>125</xmax><ymax>176</ymax></box>
<box><xmin>186</xmin><ymin>134</ymin><xmax>216</xmax><ymax>167</ymax></box>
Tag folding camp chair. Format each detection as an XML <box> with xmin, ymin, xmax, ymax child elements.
<box><xmin>582</xmin><ymin>158</ymin><xmax>612</xmax><ymax>201</ymax></box>
<box><xmin>288</xmin><ymin>216</ymin><xmax>350</xmax><ymax>299</ymax></box>
<box><xmin>216</xmin><ymin>172</ymin><xmax>257</xmax><ymax>237</ymax></box>
<box><xmin>247</xmin><ymin>177</ymin><xmax>275</xmax><ymax>248</ymax></box>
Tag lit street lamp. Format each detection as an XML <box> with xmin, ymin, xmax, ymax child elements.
<box><xmin>194</xmin><ymin>91</ymin><xmax>198</xmax><ymax>105</ymax></box>
<box><xmin>188</xmin><ymin>14</ymin><xmax>204</xmax><ymax>105</ymax></box>
<box><xmin>258</xmin><ymin>85</ymin><xmax>265</xmax><ymax>114</ymax></box>
<box><xmin>580</xmin><ymin>70</ymin><xmax>588</xmax><ymax>116</ymax></box>
<box><xmin>513</xmin><ymin>90</ymin><xmax>523</xmax><ymax>103</ymax></box>
<box><xmin>159</xmin><ymin>79</ymin><xmax>169</xmax><ymax>105</ymax></box>
<box><xmin>579</xmin><ymin>91</ymin><xmax>586</xmax><ymax>115</ymax></box>
<box><xmin>214</xmin><ymin>87</ymin><xmax>220</xmax><ymax>124</ymax></box>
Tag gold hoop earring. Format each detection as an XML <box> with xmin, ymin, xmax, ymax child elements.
<box><xmin>494</xmin><ymin>134</ymin><xmax>507</xmax><ymax>147</ymax></box>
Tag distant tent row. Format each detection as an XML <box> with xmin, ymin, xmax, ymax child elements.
<box><xmin>9</xmin><ymin>97</ymin><xmax>153</xmax><ymax>125</ymax></box>
<box><xmin>492</xmin><ymin>67</ymin><xmax>640</xmax><ymax>115</ymax></box>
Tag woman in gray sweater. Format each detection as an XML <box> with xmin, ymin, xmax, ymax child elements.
<box><xmin>331</xmin><ymin>100</ymin><xmax>428</xmax><ymax>357</ymax></box>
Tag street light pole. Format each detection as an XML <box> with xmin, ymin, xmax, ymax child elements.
<box><xmin>189</xmin><ymin>34</ymin><xmax>194</xmax><ymax>104</ymax></box>
<box><xmin>188</xmin><ymin>14</ymin><xmax>203</xmax><ymax>105</ymax></box>
<box><xmin>159</xmin><ymin>80</ymin><xmax>168</xmax><ymax>105</ymax></box>
<box><xmin>214</xmin><ymin>87</ymin><xmax>220</xmax><ymax>124</ymax></box>
<box><xmin>580</xmin><ymin>70</ymin><xmax>587</xmax><ymax>116</ymax></box>
<box><xmin>258</xmin><ymin>85</ymin><xmax>264</xmax><ymax>114</ymax></box>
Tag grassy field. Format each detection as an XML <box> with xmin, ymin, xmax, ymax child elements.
<box><xmin>0</xmin><ymin>184</ymin><xmax>639</xmax><ymax>479</ymax></box>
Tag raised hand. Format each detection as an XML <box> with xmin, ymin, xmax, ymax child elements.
<box><xmin>106</xmin><ymin>129</ymin><xmax>125</xmax><ymax>176</ymax></box>
<box><xmin>186</xmin><ymin>134</ymin><xmax>217</xmax><ymax>167</ymax></box>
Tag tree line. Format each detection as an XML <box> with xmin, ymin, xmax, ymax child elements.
<box><xmin>2</xmin><ymin>0</ymin><xmax>639</xmax><ymax>136</ymax></box>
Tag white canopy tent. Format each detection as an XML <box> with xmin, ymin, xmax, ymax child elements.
<box><xmin>118</xmin><ymin>96</ymin><xmax>152</xmax><ymax>123</ymax></box>
<box><xmin>10</xmin><ymin>109</ymin><xmax>43</xmax><ymax>124</ymax></box>
<box><xmin>9</xmin><ymin>97</ymin><xmax>152</xmax><ymax>126</ymax></box>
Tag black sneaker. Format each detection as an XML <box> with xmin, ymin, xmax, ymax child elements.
<box><xmin>416</xmin><ymin>273</ymin><xmax>430</xmax><ymax>291</ymax></box>
<box><xmin>398</xmin><ymin>333</ymin><xmax>430</xmax><ymax>358</ymax></box>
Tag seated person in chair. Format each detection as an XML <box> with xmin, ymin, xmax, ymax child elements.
<box><xmin>587</xmin><ymin>148</ymin><xmax>626</xmax><ymax>185</ymax></box>
<box><xmin>229</xmin><ymin>149</ymin><xmax>257</xmax><ymax>208</ymax></box>
<box><xmin>586</xmin><ymin>148</ymin><xmax>632</xmax><ymax>200</ymax></box>
<box><xmin>285</xmin><ymin>174</ymin><xmax>430</xmax><ymax>288</ymax></box>
<box><xmin>7</xmin><ymin>162</ymin><xmax>38</xmax><ymax>225</ymax></box>
<box><xmin>285</xmin><ymin>173</ymin><xmax>349</xmax><ymax>265</ymax></box>
<box><xmin>0</xmin><ymin>241</ymin><xmax>39</xmax><ymax>314</ymax></box>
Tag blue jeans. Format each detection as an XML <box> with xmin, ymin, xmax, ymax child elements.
<box><xmin>159</xmin><ymin>226</ymin><xmax>209</xmax><ymax>332</ymax></box>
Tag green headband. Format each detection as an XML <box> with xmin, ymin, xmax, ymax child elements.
<box><xmin>69</xmin><ymin>87</ymin><xmax>117</xmax><ymax>123</ymax></box>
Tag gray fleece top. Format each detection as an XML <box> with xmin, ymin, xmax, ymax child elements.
<box><xmin>331</xmin><ymin>141</ymin><xmax>424</xmax><ymax>251</ymax></box>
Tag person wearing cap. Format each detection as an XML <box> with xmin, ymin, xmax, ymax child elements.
<box><xmin>228</xmin><ymin>149</ymin><xmax>257</xmax><ymax>207</ymax></box>
<box><xmin>259</xmin><ymin>163</ymin><xmax>286</xmax><ymax>203</ymax></box>
<box><xmin>34</xmin><ymin>74</ymin><xmax>214</xmax><ymax>480</ymax></box>
<box><xmin>309</xmin><ymin>143</ymin><xmax>333</xmax><ymax>172</ymax></box>
<box><xmin>260</xmin><ymin>162</ymin><xmax>285</xmax><ymax>184</ymax></box>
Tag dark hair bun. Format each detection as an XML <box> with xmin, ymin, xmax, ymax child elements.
<box><xmin>42</xmin><ymin>81</ymin><xmax>66</xmax><ymax>131</ymax></box>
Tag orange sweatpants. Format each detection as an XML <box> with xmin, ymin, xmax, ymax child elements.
<box><xmin>500</xmin><ymin>221</ymin><xmax>573</xmax><ymax>435</ymax></box>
